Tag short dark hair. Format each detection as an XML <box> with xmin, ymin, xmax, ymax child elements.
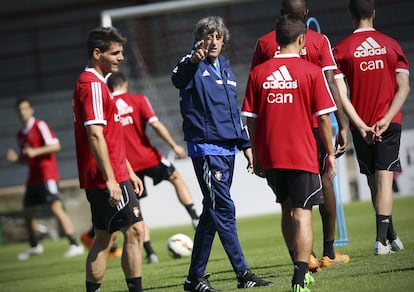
<box><xmin>107</xmin><ymin>71</ymin><xmax>127</xmax><ymax>92</ymax></box>
<box><xmin>276</xmin><ymin>14</ymin><xmax>307</xmax><ymax>48</ymax></box>
<box><xmin>349</xmin><ymin>0</ymin><xmax>374</xmax><ymax>20</ymax></box>
<box><xmin>87</xmin><ymin>26</ymin><xmax>127</xmax><ymax>59</ymax></box>
<box><xmin>15</xmin><ymin>97</ymin><xmax>32</xmax><ymax>109</ymax></box>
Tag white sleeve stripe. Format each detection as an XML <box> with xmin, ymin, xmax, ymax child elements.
<box><xmin>38</xmin><ymin>121</ymin><xmax>59</xmax><ymax>145</ymax></box>
<box><xmin>396</xmin><ymin>68</ymin><xmax>410</xmax><ymax>75</ymax></box>
<box><xmin>147</xmin><ymin>116</ymin><xmax>158</xmax><ymax>124</ymax></box>
<box><xmin>240</xmin><ymin>111</ymin><xmax>258</xmax><ymax>118</ymax></box>
<box><xmin>315</xmin><ymin>106</ymin><xmax>337</xmax><ymax>117</ymax></box>
<box><xmin>321</xmin><ymin>65</ymin><xmax>337</xmax><ymax>72</ymax></box>
<box><xmin>84</xmin><ymin>120</ymin><xmax>107</xmax><ymax>126</ymax></box>
<box><xmin>91</xmin><ymin>82</ymin><xmax>104</xmax><ymax>121</ymax></box>
<box><xmin>334</xmin><ymin>73</ymin><xmax>345</xmax><ymax>79</ymax></box>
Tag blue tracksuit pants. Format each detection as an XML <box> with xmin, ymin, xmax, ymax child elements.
<box><xmin>188</xmin><ymin>154</ymin><xmax>249</xmax><ymax>279</ymax></box>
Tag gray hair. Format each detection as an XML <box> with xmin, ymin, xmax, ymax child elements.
<box><xmin>193</xmin><ymin>16</ymin><xmax>230</xmax><ymax>44</ymax></box>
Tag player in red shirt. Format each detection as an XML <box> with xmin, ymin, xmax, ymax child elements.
<box><xmin>242</xmin><ymin>14</ymin><xmax>337</xmax><ymax>291</ymax></box>
<box><xmin>7</xmin><ymin>98</ymin><xmax>84</xmax><ymax>261</ymax></box>
<box><xmin>73</xmin><ymin>27</ymin><xmax>145</xmax><ymax>292</ymax></box>
<box><xmin>333</xmin><ymin>0</ymin><xmax>410</xmax><ymax>255</ymax></box>
<box><xmin>105</xmin><ymin>71</ymin><xmax>199</xmax><ymax>264</ymax></box>
<box><xmin>249</xmin><ymin>0</ymin><xmax>349</xmax><ymax>270</ymax></box>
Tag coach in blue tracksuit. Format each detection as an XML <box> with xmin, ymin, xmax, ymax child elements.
<box><xmin>171</xmin><ymin>16</ymin><xmax>272</xmax><ymax>292</ymax></box>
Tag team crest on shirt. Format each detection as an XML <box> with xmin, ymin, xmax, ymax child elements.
<box><xmin>300</xmin><ymin>47</ymin><xmax>307</xmax><ymax>56</ymax></box>
<box><xmin>133</xmin><ymin>207</ymin><xmax>140</xmax><ymax>218</ymax></box>
<box><xmin>214</xmin><ymin>171</ymin><xmax>222</xmax><ymax>181</ymax></box>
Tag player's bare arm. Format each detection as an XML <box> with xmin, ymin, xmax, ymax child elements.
<box><xmin>151</xmin><ymin>120</ymin><xmax>187</xmax><ymax>159</ymax></box>
<box><xmin>86</xmin><ymin>123</ymin><xmax>122</xmax><ymax>207</ymax></box>
<box><xmin>242</xmin><ymin>147</ymin><xmax>253</xmax><ymax>172</ymax></box>
<box><xmin>317</xmin><ymin>114</ymin><xmax>337</xmax><ymax>179</ymax></box>
<box><xmin>6</xmin><ymin>148</ymin><xmax>20</xmax><ymax>163</ymax></box>
<box><xmin>324</xmin><ymin>70</ymin><xmax>348</xmax><ymax>157</ymax></box>
<box><xmin>126</xmin><ymin>159</ymin><xmax>144</xmax><ymax>196</ymax></box>
<box><xmin>374</xmin><ymin>72</ymin><xmax>410</xmax><ymax>137</ymax></box>
<box><xmin>335</xmin><ymin>77</ymin><xmax>377</xmax><ymax>144</ymax></box>
<box><xmin>23</xmin><ymin>143</ymin><xmax>61</xmax><ymax>158</ymax></box>
<box><xmin>246</xmin><ymin>117</ymin><xmax>263</xmax><ymax>177</ymax></box>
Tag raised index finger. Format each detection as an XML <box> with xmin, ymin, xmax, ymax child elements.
<box><xmin>194</xmin><ymin>40</ymin><xmax>204</xmax><ymax>50</ymax></box>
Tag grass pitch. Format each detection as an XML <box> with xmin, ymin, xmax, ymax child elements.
<box><xmin>0</xmin><ymin>196</ymin><xmax>413</xmax><ymax>291</ymax></box>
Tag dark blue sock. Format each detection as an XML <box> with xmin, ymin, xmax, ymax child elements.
<box><xmin>292</xmin><ymin>261</ymin><xmax>308</xmax><ymax>287</ymax></box>
<box><xmin>86</xmin><ymin>281</ymin><xmax>101</xmax><ymax>292</ymax></box>
<box><xmin>126</xmin><ymin>277</ymin><xmax>142</xmax><ymax>292</ymax></box>
<box><xmin>376</xmin><ymin>215</ymin><xmax>390</xmax><ymax>245</ymax></box>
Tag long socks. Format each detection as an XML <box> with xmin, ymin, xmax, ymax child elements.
<box><xmin>376</xmin><ymin>215</ymin><xmax>390</xmax><ymax>244</ymax></box>
<box><xmin>185</xmin><ymin>204</ymin><xmax>199</xmax><ymax>220</ymax></box>
<box><xmin>126</xmin><ymin>277</ymin><xmax>142</xmax><ymax>292</ymax></box>
<box><xmin>292</xmin><ymin>261</ymin><xmax>308</xmax><ymax>288</ymax></box>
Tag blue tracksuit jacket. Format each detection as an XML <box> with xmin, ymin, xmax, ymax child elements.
<box><xmin>171</xmin><ymin>54</ymin><xmax>250</xmax><ymax>150</ymax></box>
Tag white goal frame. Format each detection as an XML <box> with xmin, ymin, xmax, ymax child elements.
<box><xmin>101</xmin><ymin>0</ymin><xmax>256</xmax><ymax>27</ymax></box>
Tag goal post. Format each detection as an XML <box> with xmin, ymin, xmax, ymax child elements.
<box><xmin>101</xmin><ymin>0</ymin><xmax>256</xmax><ymax>27</ymax></box>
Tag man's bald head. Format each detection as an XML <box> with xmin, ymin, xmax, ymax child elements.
<box><xmin>281</xmin><ymin>0</ymin><xmax>308</xmax><ymax>19</ymax></box>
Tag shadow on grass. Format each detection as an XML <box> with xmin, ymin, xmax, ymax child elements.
<box><xmin>142</xmin><ymin>261</ymin><xmax>290</xmax><ymax>290</ymax></box>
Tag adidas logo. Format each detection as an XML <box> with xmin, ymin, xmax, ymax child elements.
<box><xmin>262</xmin><ymin>65</ymin><xmax>297</xmax><ymax>89</ymax></box>
<box><xmin>354</xmin><ymin>37</ymin><xmax>387</xmax><ymax>58</ymax></box>
<box><xmin>240</xmin><ymin>281</ymin><xmax>256</xmax><ymax>288</ymax></box>
<box><xmin>115</xmin><ymin>98</ymin><xmax>134</xmax><ymax>126</ymax></box>
<box><xmin>115</xmin><ymin>98</ymin><xmax>133</xmax><ymax>115</ymax></box>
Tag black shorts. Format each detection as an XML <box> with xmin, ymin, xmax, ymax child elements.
<box><xmin>136</xmin><ymin>158</ymin><xmax>175</xmax><ymax>198</ymax></box>
<box><xmin>352</xmin><ymin>123</ymin><xmax>401</xmax><ymax>176</ymax></box>
<box><xmin>265</xmin><ymin>169</ymin><xmax>324</xmax><ymax>208</ymax></box>
<box><xmin>86</xmin><ymin>181</ymin><xmax>143</xmax><ymax>233</ymax></box>
<box><xmin>24</xmin><ymin>180</ymin><xmax>62</xmax><ymax>207</ymax></box>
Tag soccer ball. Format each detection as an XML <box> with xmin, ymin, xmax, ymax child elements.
<box><xmin>166</xmin><ymin>233</ymin><xmax>193</xmax><ymax>258</ymax></box>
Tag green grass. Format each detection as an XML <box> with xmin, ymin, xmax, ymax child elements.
<box><xmin>0</xmin><ymin>196</ymin><xmax>413</xmax><ymax>291</ymax></box>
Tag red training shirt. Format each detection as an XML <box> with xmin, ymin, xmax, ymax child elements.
<box><xmin>333</xmin><ymin>28</ymin><xmax>409</xmax><ymax>128</ymax></box>
<box><xmin>17</xmin><ymin>117</ymin><xmax>60</xmax><ymax>185</ymax></box>
<box><xmin>112</xmin><ymin>91</ymin><xmax>162</xmax><ymax>171</ymax></box>
<box><xmin>242</xmin><ymin>55</ymin><xmax>336</xmax><ymax>173</ymax></box>
<box><xmin>73</xmin><ymin>68</ymin><xmax>129</xmax><ymax>189</ymax></box>
<box><xmin>250</xmin><ymin>29</ymin><xmax>337</xmax><ymax>128</ymax></box>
